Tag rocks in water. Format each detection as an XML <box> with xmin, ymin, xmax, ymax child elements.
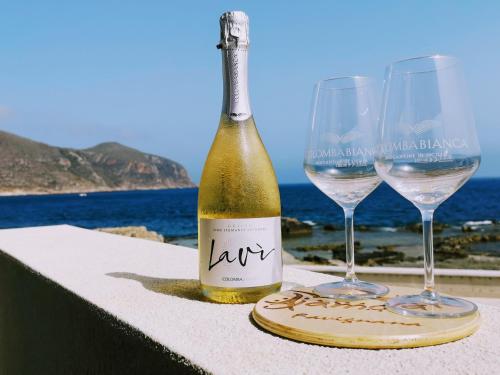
<box><xmin>433</xmin><ymin>222</ymin><xmax>449</xmax><ymax>233</ymax></box>
<box><xmin>474</xmin><ymin>234</ymin><xmax>500</xmax><ymax>242</ymax></box>
<box><xmin>434</xmin><ymin>245</ymin><xmax>468</xmax><ymax>261</ymax></box>
<box><xmin>287</xmin><ymin>217</ymin><xmax>500</xmax><ymax>267</ymax></box>
<box><xmin>293</xmin><ymin>229</ymin><xmax>500</xmax><ymax>266</ymax></box>
<box><xmin>433</xmin><ymin>233</ymin><xmax>500</xmax><ymax>261</ymax></box>
<box><xmin>296</xmin><ymin>242</ymin><xmax>362</xmax><ymax>263</ymax></box>
<box><xmin>375</xmin><ymin>244</ymin><xmax>396</xmax><ymax>252</ymax></box>
<box><xmin>356</xmin><ymin>225</ymin><xmax>372</xmax><ymax>232</ymax></box>
<box><xmin>361</xmin><ymin>246</ymin><xmax>406</xmax><ymax>266</ymax></box>
<box><xmin>403</xmin><ymin>223</ymin><xmax>421</xmax><ymax>233</ymax></box>
<box><xmin>439</xmin><ymin>237</ymin><xmax>472</xmax><ymax>258</ymax></box>
<box><xmin>322</xmin><ymin>224</ymin><xmax>372</xmax><ymax>232</ymax></box>
<box><xmin>97</xmin><ymin>226</ymin><xmax>164</xmax><ymax>242</ymax></box>
<box><xmin>438</xmin><ymin>233</ymin><xmax>499</xmax><ymax>245</ymax></box>
<box><xmin>295</xmin><ymin>241</ymin><xmax>361</xmax><ymax>252</ymax></box>
<box><xmin>298</xmin><ymin>242</ymin><xmax>405</xmax><ymax>266</ymax></box>
<box><xmin>281</xmin><ymin>217</ymin><xmax>313</xmax><ymax>237</ymax></box>
<box><xmin>302</xmin><ymin>255</ymin><xmax>331</xmax><ymax>264</ymax></box>
<box><xmin>404</xmin><ymin>222</ymin><xmax>448</xmax><ymax>233</ymax></box>
<box><xmin>330</xmin><ymin>242</ymin><xmax>362</xmax><ymax>261</ymax></box>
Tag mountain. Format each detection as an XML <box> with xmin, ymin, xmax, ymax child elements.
<box><xmin>0</xmin><ymin>130</ymin><xmax>195</xmax><ymax>195</ymax></box>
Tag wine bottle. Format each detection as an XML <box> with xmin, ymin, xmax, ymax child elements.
<box><xmin>198</xmin><ymin>11</ymin><xmax>282</xmax><ymax>303</ymax></box>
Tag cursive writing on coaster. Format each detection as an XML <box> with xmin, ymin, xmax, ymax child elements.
<box><xmin>252</xmin><ymin>287</ymin><xmax>480</xmax><ymax>348</ymax></box>
<box><xmin>291</xmin><ymin>312</ymin><xmax>420</xmax><ymax>327</ymax></box>
<box><xmin>264</xmin><ymin>290</ymin><xmax>387</xmax><ymax>312</ymax></box>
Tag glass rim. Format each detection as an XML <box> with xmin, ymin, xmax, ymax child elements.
<box><xmin>387</xmin><ymin>54</ymin><xmax>459</xmax><ymax>75</ymax></box>
<box><xmin>315</xmin><ymin>75</ymin><xmax>375</xmax><ymax>91</ymax></box>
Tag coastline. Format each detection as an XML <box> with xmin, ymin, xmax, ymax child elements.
<box><xmin>1</xmin><ymin>177</ymin><xmax>496</xmax><ymax>197</ymax></box>
<box><xmin>0</xmin><ymin>182</ymin><xmax>498</xmax><ymax>271</ymax></box>
<box><xmin>0</xmin><ymin>185</ymin><xmax>197</xmax><ymax>197</ymax></box>
<box><xmin>165</xmin><ymin>219</ymin><xmax>500</xmax><ymax>270</ymax></box>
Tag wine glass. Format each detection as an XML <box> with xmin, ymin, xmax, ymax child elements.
<box><xmin>376</xmin><ymin>55</ymin><xmax>481</xmax><ymax>318</ymax></box>
<box><xmin>304</xmin><ymin>76</ymin><xmax>389</xmax><ymax>300</ymax></box>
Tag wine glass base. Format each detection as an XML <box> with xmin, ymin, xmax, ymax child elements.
<box><xmin>313</xmin><ymin>279</ymin><xmax>389</xmax><ymax>301</ymax></box>
<box><xmin>386</xmin><ymin>293</ymin><xmax>478</xmax><ymax>318</ymax></box>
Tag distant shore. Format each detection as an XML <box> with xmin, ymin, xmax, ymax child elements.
<box><xmin>1</xmin><ymin>177</ymin><xmax>497</xmax><ymax>197</ymax></box>
<box><xmin>0</xmin><ymin>185</ymin><xmax>197</xmax><ymax>197</ymax></box>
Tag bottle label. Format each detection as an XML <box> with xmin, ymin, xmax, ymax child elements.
<box><xmin>199</xmin><ymin>217</ymin><xmax>282</xmax><ymax>288</ymax></box>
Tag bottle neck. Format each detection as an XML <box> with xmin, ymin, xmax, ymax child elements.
<box><xmin>221</xmin><ymin>48</ymin><xmax>252</xmax><ymax>121</ymax></box>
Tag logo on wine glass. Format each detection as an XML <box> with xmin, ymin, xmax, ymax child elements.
<box><xmin>406</xmin><ymin>119</ymin><xmax>441</xmax><ymax>136</ymax></box>
<box><xmin>328</xmin><ymin>127</ymin><xmax>363</xmax><ymax>145</ymax></box>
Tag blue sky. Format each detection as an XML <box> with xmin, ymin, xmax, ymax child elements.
<box><xmin>0</xmin><ymin>1</ymin><xmax>498</xmax><ymax>183</ymax></box>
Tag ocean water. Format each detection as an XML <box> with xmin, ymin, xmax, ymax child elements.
<box><xmin>0</xmin><ymin>178</ymin><xmax>498</xmax><ymax>237</ymax></box>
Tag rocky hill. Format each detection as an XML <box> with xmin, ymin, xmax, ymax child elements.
<box><xmin>0</xmin><ymin>130</ymin><xmax>195</xmax><ymax>195</ymax></box>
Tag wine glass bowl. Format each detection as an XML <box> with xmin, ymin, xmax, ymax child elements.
<box><xmin>375</xmin><ymin>157</ymin><xmax>480</xmax><ymax>210</ymax></box>
<box><xmin>304</xmin><ymin>76</ymin><xmax>389</xmax><ymax>300</ymax></box>
<box><xmin>376</xmin><ymin>55</ymin><xmax>481</xmax><ymax>317</ymax></box>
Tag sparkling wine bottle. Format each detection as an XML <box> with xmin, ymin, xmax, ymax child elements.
<box><xmin>198</xmin><ymin>11</ymin><xmax>282</xmax><ymax>303</ymax></box>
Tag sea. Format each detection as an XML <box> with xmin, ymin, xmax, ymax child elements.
<box><xmin>0</xmin><ymin>178</ymin><xmax>498</xmax><ymax>238</ymax></box>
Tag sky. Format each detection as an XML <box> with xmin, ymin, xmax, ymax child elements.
<box><xmin>0</xmin><ymin>1</ymin><xmax>499</xmax><ymax>183</ymax></box>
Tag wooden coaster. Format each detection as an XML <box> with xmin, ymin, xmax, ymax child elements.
<box><xmin>252</xmin><ymin>286</ymin><xmax>480</xmax><ymax>349</ymax></box>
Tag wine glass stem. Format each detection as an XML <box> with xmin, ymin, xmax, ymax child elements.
<box><xmin>343</xmin><ymin>207</ymin><xmax>357</xmax><ymax>282</ymax></box>
<box><xmin>421</xmin><ymin>209</ymin><xmax>437</xmax><ymax>297</ymax></box>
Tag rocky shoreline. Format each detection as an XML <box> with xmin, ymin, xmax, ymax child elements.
<box><xmin>97</xmin><ymin>226</ymin><xmax>165</xmax><ymax>242</ymax></box>
<box><xmin>282</xmin><ymin>218</ymin><xmax>500</xmax><ymax>270</ymax></box>
<box><xmin>0</xmin><ymin>185</ymin><xmax>196</xmax><ymax>197</ymax></box>
<box><xmin>96</xmin><ymin>217</ymin><xmax>500</xmax><ymax>270</ymax></box>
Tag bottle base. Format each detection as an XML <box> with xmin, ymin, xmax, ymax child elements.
<box><xmin>201</xmin><ymin>282</ymin><xmax>282</xmax><ymax>304</ymax></box>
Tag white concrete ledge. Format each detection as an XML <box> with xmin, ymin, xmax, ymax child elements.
<box><xmin>0</xmin><ymin>225</ymin><xmax>499</xmax><ymax>374</ymax></box>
